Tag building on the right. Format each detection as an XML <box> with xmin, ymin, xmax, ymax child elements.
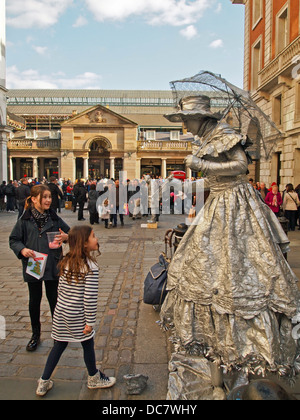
<box><xmin>232</xmin><ymin>0</ymin><xmax>300</xmax><ymax>189</ymax></box>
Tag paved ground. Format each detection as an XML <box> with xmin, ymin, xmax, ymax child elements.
<box><xmin>0</xmin><ymin>207</ymin><xmax>300</xmax><ymax>400</ymax></box>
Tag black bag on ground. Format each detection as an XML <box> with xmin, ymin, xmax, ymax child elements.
<box><xmin>143</xmin><ymin>254</ymin><xmax>169</xmax><ymax>305</ymax></box>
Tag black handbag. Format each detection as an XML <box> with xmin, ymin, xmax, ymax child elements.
<box><xmin>143</xmin><ymin>253</ymin><xmax>169</xmax><ymax>305</ymax></box>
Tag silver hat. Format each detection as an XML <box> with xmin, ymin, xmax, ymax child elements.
<box><xmin>164</xmin><ymin>95</ymin><xmax>221</xmax><ymax>123</ymax></box>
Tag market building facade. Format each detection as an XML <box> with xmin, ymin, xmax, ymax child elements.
<box><xmin>232</xmin><ymin>0</ymin><xmax>300</xmax><ymax>189</ymax></box>
<box><xmin>6</xmin><ymin>90</ymin><xmax>196</xmax><ymax>181</ymax></box>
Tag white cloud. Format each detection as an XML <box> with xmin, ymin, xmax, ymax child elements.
<box><xmin>84</xmin><ymin>0</ymin><xmax>211</xmax><ymax>27</ymax></box>
<box><xmin>32</xmin><ymin>46</ymin><xmax>48</xmax><ymax>56</ymax></box>
<box><xmin>6</xmin><ymin>0</ymin><xmax>213</xmax><ymax>33</ymax></box>
<box><xmin>209</xmin><ymin>39</ymin><xmax>223</xmax><ymax>49</ymax></box>
<box><xmin>215</xmin><ymin>3</ymin><xmax>222</xmax><ymax>13</ymax></box>
<box><xmin>7</xmin><ymin>66</ymin><xmax>102</xmax><ymax>89</ymax></box>
<box><xmin>180</xmin><ymin>25</ymin><xmax>198</xmax><ymax>40</ymax></box>
<box><xmin>73</xmin><ymin>16</ymin><xmax>88</xmax><ymax>28</ymax></box>
<box><xmin>6</xmin><ymin>0</ymin><xmax>73</xmax><ymax>29</ymax></box>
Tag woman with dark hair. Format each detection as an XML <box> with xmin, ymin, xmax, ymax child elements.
<box><xmin>9</xmin><ymin>184</ymin><xmax>70</xmax><ymax>351</ymax></box>
<box><xmin>283</xmin><ymin>183</ymin><xmax>300</xmax><ymax>231</ymax></box>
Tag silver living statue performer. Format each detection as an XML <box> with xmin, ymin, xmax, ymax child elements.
<box><xmin>160</xmin><ymin>95</ymin><xmax>300</xmax><ymax>399</ymax></box>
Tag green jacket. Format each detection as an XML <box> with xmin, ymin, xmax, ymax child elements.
<box><xmin>9</xmin><ymin>208</ymin><xmax>70</xmax><ymax>283</ymax></box>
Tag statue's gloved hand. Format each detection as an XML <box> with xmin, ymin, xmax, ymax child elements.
<box><xmin>184</xmin><ymin>155</ymin><xmax>203</xmax><ymax>172</ymax></box>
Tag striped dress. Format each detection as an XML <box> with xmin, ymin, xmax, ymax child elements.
<box><xmin>51</xmin><ymin>260</ymin><xmax>99</xmax><ymax>342</ymax></box>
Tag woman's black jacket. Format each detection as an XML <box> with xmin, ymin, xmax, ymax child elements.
<box><xmin>9</xmin><ymin>208</ymin><xmax>70</xmax><ymax>283</ymax></box>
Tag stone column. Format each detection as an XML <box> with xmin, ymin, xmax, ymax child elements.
<box><xmin>73</xmin><ymin>157</ymin><xmax>77</xmax><ymax>181</ymax></box>
<box><xmin>0</xmin><ymin>130</ymin><xmax>8</xmax><ymax>181</ymax></box>
<box><xmin>83</xmin><ymin>157</ymin><xmax>89</xmax><ymax>180</ymax></box>
<box><xmin>9</xmin><ymin>157</ymin><xmax>13</xmax><ymax>180</ymax></box>
<box><xmin>161</xmin><ymin>158</ymin><xmax>167</xmax><ymax>178</ymax></box>
<box><xmin>110</xmin><ymin>157</ymin><xmax>115</xmax><ymax>179</ymax></box>
<box><xmin>32</xmin><ymin>157</ymin><xmax>38</xmax><ymax>179</ymax></box>
<box><xmin>136</xmin><ymin>158</ymin><xmax>141</xmax><ymax>179</ymax></box>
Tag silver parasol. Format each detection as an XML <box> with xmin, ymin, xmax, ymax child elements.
<box><xmin>169</xmin><ymin>70</ymin><xmax>283</xmax><ymax>161</ymax></box>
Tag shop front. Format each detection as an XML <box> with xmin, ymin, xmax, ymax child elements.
<box><xmin>141</xmin><ymin>159</ymin><xmax>162</xmax><ymax>177</ymax></box>
<box><xmin>44</xmin><ymin>158</ymin><xmax>59</xmax><ymax>179</ymax></box>
<box><xmin>10</xmin><ymin>157</ymin><xmax>59</xmax><ymax>180</ymax></box>
<box><xmin>166</xmin><ymin>160</ymin><xmax>185</xmax><ymax>176</ymax></box>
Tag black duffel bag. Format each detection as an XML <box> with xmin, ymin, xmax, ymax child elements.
<box><xmin>143</xmin><ymin>253</ymin><xmax>169</xmax><ymax>306</ymax></box>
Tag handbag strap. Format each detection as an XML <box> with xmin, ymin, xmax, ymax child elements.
<box><xmin>287</xmin><ymin>192</ymin><xmax>298</xmax><ymax>207</ymax></box>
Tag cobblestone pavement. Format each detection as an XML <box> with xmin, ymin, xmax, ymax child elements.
<box><xmin>0</xmin><ymin>208</ymin><xmax>182</xmax><ymax>400</ymax></box>
<box><xmin>1</xmin><ymin>208</ymin><xmax>300</xmax><ymax>400</ymax></box>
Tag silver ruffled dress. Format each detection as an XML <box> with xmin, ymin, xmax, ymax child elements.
<box><xmin>161</xmin><ymin>124</ymin><xmax>299</xmax><ymax>377</ymax></box>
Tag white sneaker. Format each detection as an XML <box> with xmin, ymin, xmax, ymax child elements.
<box><xmin>87</xmin><ymin>371</ymin><xmax>116</xmax><ymax>389</ymax></box>
<box><xmin>36</xmin><ymin>378</ymin><xmax>53</xmax><ymax>396</ymax></box>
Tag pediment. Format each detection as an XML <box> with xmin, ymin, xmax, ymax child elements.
<box><xmin>61</xmin><ymin>105</ymin><xmax>138</xmax><ymax>127</ymax></box>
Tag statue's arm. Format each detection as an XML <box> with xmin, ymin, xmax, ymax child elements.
<box><xmin>185</xmin><ymin>145</ymin><xmax>248</xmax><ymax>177</ymax></box>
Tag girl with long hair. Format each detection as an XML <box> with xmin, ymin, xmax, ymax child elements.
<box><xmin>9</xmin><ymin>184</ymin><xmax>70</xmax><ymax>352</ymax></box>
<box><xmin>36</xmin><ymin>225</ymin><xmax>116</xmax><ymax>397</ymax></box>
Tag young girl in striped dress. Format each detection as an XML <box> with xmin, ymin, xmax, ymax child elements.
<box><xmin>36</xmin><ymin>225</ymin><xmax>116</xmax><ymax>396</ymax></box>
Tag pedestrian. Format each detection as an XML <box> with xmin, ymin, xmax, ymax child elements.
<box><xmin>295</xmin><ymin>184</ymin><xmax>300</xmax><ymax>229</ymax></box>
<box><xmin>98</xmin><ymin>186</ymin><xmax>110</xmax><ymax>228</ymax></box>
<box><xmin>4</xmin><ymin>180</ymin><xmax>16</xmax><ymax>212</ymax></box>
<box><xmin>9</xmin><ymin>184</ymin><xmax>70</xmax><ymax>352</ymax></box>
<box><xmin>66</xmin><ymin>182</ymin><xmax>73</xmax><ymax>202</ymax></box>
<box><xmin>48</xmin><ymin>176</ymin><xmax>63</xmax><ymax>213</ymax></box>
<box><xmin>72</xmin><ymin>180</ymin><xmax>78</xmax><ymax>213</ymax></box>
<box><xmin>73</xmin><ymin>179</ymin><xmax>87</xmax><ymax>221</ymax></box>
<box><xmin>109</xmin><ymin>179</ymin><xmax>124</xmax><ymax>227</ymax></box>
<box><xmin>88</xmin><ymin>183</ymin><xmax>99</xmax><ymax>225</ymax></box>
<box><xmin>259</xmin><ymin>182</ymin><xmax>269</xmax><ymax>200</ymax></box>
<box><xmin>0</xmin><ymin>181</ymin><xmax>6</xmax><ymax>211</ymax></box>
<box><xmin>36</xmin><ymin>225</ymin><xmax>116</xmax><ymax>396</ymax></box>
<box><xmin>16</xmin><ymin>177</ymin><xmax>31</xmax><ymax>218</ymax></box>
<box><xmin>265</xmin><ymin>183</ymin><xmax>283</xmax><ymax>217</ymax></box>
<box><xmin>283</xmin><ymin>183</ymin><xmax>300</xmax><ymax>231</ymax></box>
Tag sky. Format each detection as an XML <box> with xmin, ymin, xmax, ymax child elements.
<box><xmin>5</xmin><ymin>0</ymin><xmax>245</xmax><ymax>91</ymax></box>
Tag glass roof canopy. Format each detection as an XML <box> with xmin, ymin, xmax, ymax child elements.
<box><xmin>7</xmin><ymin>90</ymin><xmax>176</xmax><ymax>107</ymax></box>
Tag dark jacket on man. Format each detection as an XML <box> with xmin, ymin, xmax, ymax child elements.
<box><xmin>16</xmin><ymin>182</ymin><xmax>31</xmax><ymax>206</ymax></box>
<box><xmin>73</xmin><ymin>181</ymin><xmax>87</xmax><ymax>220</ymax></box>
<box><xmin>4</xmin><ymin>182</ymin><xmax>16</xmax><ymax>197</ymax></box>
<box><xmin>73</xmin><ymin>181</ymin><xmax>87</xmax><ymax>203</ymax></box>
<box><xmin>48</xmin><ymin>182</ymin><xmax>63</xmax><ymax>212</ymax></box>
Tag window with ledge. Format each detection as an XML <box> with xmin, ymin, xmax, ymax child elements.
<box><xmin>252</xmin><ymin>0</ymin><xmax>263</xmax><ymax>28</ymax></box>
<box><xmin>251</xmin><ymin>38</ymin><xmax>262</xmax><ymax>91</ymax></box>
<box><xmin>146</xmin><ymin>130</ymin><xmax>156</xmax><ymax>141</ymax></box>
<box><xmin>170</xmin><ymin>131</ymin><xmax>180</xmax><ymax>141</ymax></box>
<box><xmin>273</xmin><ymin>94</ymin><xmax>283</xmax><ymax>127</ymax></box>
<box><xmin>295</xmin><ymin>82</ymin><xmax>300</xmax><ymax>121</ymax></box>
<box><xmin>276</xmin><ymin>6</ymin><xmax>289</xmax><ymax>54</ymax></box>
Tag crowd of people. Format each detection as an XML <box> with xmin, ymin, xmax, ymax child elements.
<box><xmin>250</xmin><ymin>179</ymin><xmax>300</xmax><ymax>231</ymax></box>
<box><xmin>1</xmin><ymin>175</ymin><xmax>300</xmax><ymax>232</ymax></box>
<box><xmin>0</xmin><ymin>175</ymin><xmax>182</xmax><ymax>225</ymax></box>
